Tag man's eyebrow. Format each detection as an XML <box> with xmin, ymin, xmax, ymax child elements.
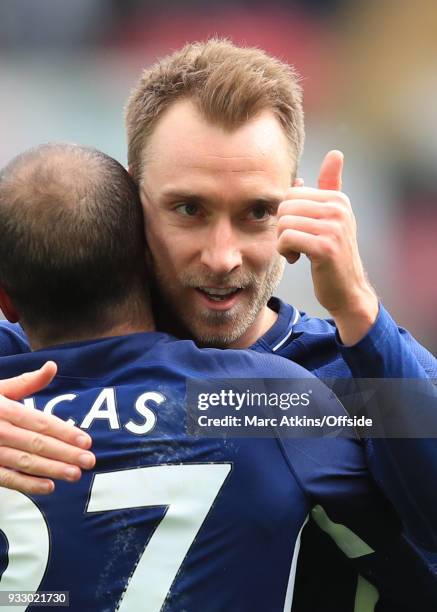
<box><xmin>159</xmin><ymin>189</ymin><xmax>282</xmax><ymax>210</ymax></box>
<box><xmin>160</xmin><ymin>189</ymin><xmax>203</xmax><ymax>202</ymax></box>
<box><xmin>245</xmin><ymin>197</ymin><xmax>282</xmax><ymax>211</ymax></box>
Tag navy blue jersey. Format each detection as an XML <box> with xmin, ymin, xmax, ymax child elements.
<box><xmin>1</xmin><ymin>309</ymin><xmax>437</xmax><ymax>611</ymax></box>
<box><xmin>251</xmin><ymin>297</ymin><xmax>437</xmax><ymax>609</ymax></box>
<box><xmin>0</xmin><ymin>320</ymin><xmax>27</xmax><ymax>356</ymax></box>
<box><xmin>250</xmin><ymin>298</ymin><xmax>437</xmax><ymax>548</ymax></box>
<box><xmin>0</xmin><ymin>332</ymin><xmax>435</xmax><ymax>612</ymax></box>
<box><xmin>2</xmin><ymin>301</ymin><xmax>436</xmax><ymax>548</ymax></box>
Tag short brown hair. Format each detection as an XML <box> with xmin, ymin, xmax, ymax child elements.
<box><xmin>0</xmin><ymin>144</ymin><xmax>147</xmax><ymax>342</ymax></box>
<box><xmin>125</xmin><ymin>38</ymin><xmax>304</xmax><ymax>183</ymax></box>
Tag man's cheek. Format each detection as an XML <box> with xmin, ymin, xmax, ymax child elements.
<box><xmin>252</xmin><ymin>251</ymin><xmax>278</xmax><ymax>273</ymax></box>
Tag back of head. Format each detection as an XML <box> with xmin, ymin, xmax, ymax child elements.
<box><xmin>125</xmin><ymin>38</ymin><xmax>304</xmax><ymax>184</ymax></box>
<box><xmin>0</xmin><ymin>144</ymin><xmax>148</xmax><ymax>346</ymax></box>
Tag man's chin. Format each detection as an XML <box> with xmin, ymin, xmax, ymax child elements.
<box><xmin>186</xmin><ymin>319</ymin><xmax>245</xmax><ymax>349</ymax></box>
<box><xmin>193</xmin><ymin>334</ymin><xmax>238</xmax><ymax>349</ymax></box>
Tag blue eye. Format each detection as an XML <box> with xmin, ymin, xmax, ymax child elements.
<box><xmin>176</xmin><ymin>203</ymin><xmax>199</xmax><ymax>216</ymax></box>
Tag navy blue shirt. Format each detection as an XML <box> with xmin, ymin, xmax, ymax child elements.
<box><xmin>251</xmin><ymin>298</ymin><xmax>437</xmax><ymax>548</ymax></box>
<box><xmin>0</xmin><ymin>303</ymin><xmax>436</xmax><ymax>611</ymax></box>
<box><xmin>0</xmin><ymin>332</ymin><xmax>435</xmax><ymax>611</ymax></box>
<box><xmin>252</xmin><ymin>298</ymin><xmax>437</xmax><ymax>609</ymax></box>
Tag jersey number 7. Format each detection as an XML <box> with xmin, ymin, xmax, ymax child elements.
<box><xmin>0</xmin><ymin>463</ymin><xmax>232</xmax><ymax>611</ymax></box>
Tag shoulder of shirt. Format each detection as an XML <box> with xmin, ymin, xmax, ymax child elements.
<box><xmin>155</xmin><ymin>335</ymin><xmax>316</xmax><ymax>379</ymax></box>
<box><xmin>0</xmin><ymin>320</ymin><xmax>30</xmax><ymax>354</ymax></box>
<box><xmin>252</xmin><ymin>297</ymin><xmax>337</xmax><ymax>355</ymax></box>
<box><xmin>294</xmin><ymin>313</ymin><xmax>337</xmax><ymax>335</ymax></box>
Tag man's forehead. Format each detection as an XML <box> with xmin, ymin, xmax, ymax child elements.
<box><xmin>141</xmin><ymin>161</ymin><xmax>294</xmax><ymax>209</ymax></box>
<box><xmin>142</xmin><ymin>158</ymin><xmax>291</xmax><ymax>203</ymax></box>
<box><xmin>149</xmin><ymin>152</ymin><xmax>286</xmax><ymax>175</ymax></box>
<box><xmin>144</xmin><ymin>99</ymin><xmax>294</xmax><ymax>169</ymax></box>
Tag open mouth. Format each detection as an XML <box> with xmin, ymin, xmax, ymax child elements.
<box><xmin>196</xmin><ymin>287</ymin><xmax>242</xmax><ymax>302</ymax></box>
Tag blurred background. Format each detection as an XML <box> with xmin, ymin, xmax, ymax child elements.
<box><xmin>0</xmin><ymin>0</ymin><xmax>436</xmax><ymax>353</ymax></box>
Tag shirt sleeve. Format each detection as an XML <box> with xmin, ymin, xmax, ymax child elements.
<box><xmin>0</xmin><ymin>321</ymin><xmax>30</xmax><ymax>356</ymax></box>
<box><xmin>336</xmin><ymin>302</ymin><xmax>436</xmax><ymax>379</ymax></box>
<box><xmin>333</xmin><ymin>303</ymin><xmax>437</xmax><ymax>550</ymax></box>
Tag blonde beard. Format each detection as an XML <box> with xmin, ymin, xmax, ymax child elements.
<box><xmin>168</xmin><ymin>255</ymin><xmax>286</xmax><ymax>348</ymax></box>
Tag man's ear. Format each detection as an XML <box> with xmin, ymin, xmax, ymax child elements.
<box><xmin>0</xmin><ymin>287</ymin><xmax>19</xmax><ymax>323</ymax></box>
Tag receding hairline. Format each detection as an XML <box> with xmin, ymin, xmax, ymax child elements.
<box><xmin>136</xmin><ymin>97</ymin><xmax>298</xmax><ymax>184</ymax></box>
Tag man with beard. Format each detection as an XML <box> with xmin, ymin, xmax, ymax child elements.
<box><xmin>3</xmin><ymin>143</ymin><xmax>436</xmax><ymax>611</ymax></box>
<box><xmin>0</xmin><ymin>40</ymin><xmax>436</xmax><ymax>610</ymax></box>
<box><xmin>124</xmin><ymin>37</ymin><xmax>437</xmax><ymax>559</ymax></box>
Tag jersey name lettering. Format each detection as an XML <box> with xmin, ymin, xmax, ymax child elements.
<box><xmin>22</xmin><ymin>388</ymin><xmax>164</xmax><ymax>434</ymax></box>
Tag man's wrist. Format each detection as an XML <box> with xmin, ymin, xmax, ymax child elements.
<box><xmin>331</xmin><ymin>290</ymin><xmax>379</xmax><ymax>346</ymax></box>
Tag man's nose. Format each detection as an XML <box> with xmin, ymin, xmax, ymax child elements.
<box><xmin>200</xmin><ymin>220</ymin><xmax>243</xmax><ymax>275</ymax></box>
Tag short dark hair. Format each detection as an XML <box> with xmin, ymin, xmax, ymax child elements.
<box><xmin>0</xmin><ymin>143</ymin><xmax>147</xmax><ymax>339</ymax></box>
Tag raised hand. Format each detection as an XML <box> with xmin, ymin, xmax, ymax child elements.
<box><xmin>277</xmin><ymin>151</ymin><xmax>378</xmax><ymax>344</ymax></box>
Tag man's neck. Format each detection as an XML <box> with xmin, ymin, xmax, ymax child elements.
<box><xmin>25</xmin><ymin>311</ymin><xmax>155</xmax><ymax>351</ymax></box>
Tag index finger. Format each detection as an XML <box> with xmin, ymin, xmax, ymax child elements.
<box><xmin>0</xmin><ymin>395</ymin><xmax>92</xmax><ymax>449</ymax></box>
<box><xmin>0</xmin><ymin>361</ymin><xmax>57</xmax><ymax>401</ymax></box>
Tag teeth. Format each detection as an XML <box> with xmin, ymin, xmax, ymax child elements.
<box><xmin>201</xmin><ymin>287</ymin><xmax>238</xmax><ymax>296</ymax></box>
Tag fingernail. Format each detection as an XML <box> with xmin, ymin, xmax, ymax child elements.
<box><xmin>40</xmin><ymin>481</ymin><xmax>54</xmax><ymax>493</ymax></box>
<box><xmin>79</xmin><ymin>453</ymin><xmax>95</xmax><ymax>469</ymax></box>
<box><xmin>76</xmin><ymin>435</ymin><xmax>91</xmax><ymax>449</ymax></box>
<box><xmin>65</xmin><ymin>467</ymin><xmax>81</xmax><ymax>480</ymax></box>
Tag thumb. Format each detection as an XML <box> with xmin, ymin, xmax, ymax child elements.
<box><xmin>318</xmin><ymin>150</ymin><xmax>344</xmax><ymax>191</ymax></box>
<box><xmin>0</xmin><ymin>361</ymin><xmax>57</xmax><ymax>401</ymax></box>
<box><xmin>293</xmin><ymin>177</ymin><xmax>304</xmax><ymax>187</ymax></box>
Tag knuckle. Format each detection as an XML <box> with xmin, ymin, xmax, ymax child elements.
<box><xmin>278</xmin><ymin>228</ymin><xmax>292</xmax><ymax>245</ymax></box>
<box><xmin>30</xmin><ymin>434</ymin><xmax>45</xmax><ymax>455</ymax></box>
<box><xmin>329</xmin><ymin>221</ymin><xmax>343</xmax><ymax>239</ymax></box>
<box><xmin>277</xmin><ymin>215</ymin><xmax>291</xmax><ymax>232</ymax></box>
<box><xmin>34</xmin><ymin>412</ymin><xmax>50</xmax><ymax>435</ymax></box>
<box><xmin>320</xmin><ymin>237</ymin><xmax>336</xmax><ymax>258</ymax></box>
<box><xmin>18</xmin><ymin>373</ymin><xmax>32</xmax><ymax>386</ymax></box>
<box><xmin>17</xmin><ymin>452</ymin><xmax>32</xmax><ymax>472</ymax></box>
<box><xmin>277</xmin><ymin>200</ymin><xmax>292</xmax><ymax>217</ymax></box>
<box><xmin>327</xmin><ymin>203</ymin><xmax>344</xmax><ymax>220</ymax></box>
<box><xmin>0</xmin><ymin>468</ymin><xmax>15</xmax><ymax>490</ymax></box>
<box><xmin>10</xmin><ymin>404</ymin><xmax>27</xmax><ymax>427</ymax></box>
<box><xmin>335</xmin><ymin>193</ymin><xmax>351</xmax><ymax>208</ymax></box>
<box><xmin>277</xmin><ymin>235</ymin><xmax>289</xmax><ymax>256</ymax></box>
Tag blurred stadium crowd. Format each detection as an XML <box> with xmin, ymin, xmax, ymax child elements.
<box><xmin>0</xmin><ymin>0</ymin><xmax>436</xmax><ymax>352</ymax></box>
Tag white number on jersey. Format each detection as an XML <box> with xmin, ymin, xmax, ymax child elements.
<box><xmin>0</xmin><ymin>463</ymin><xmax>232</xmax><ymax>612</ymax></box>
